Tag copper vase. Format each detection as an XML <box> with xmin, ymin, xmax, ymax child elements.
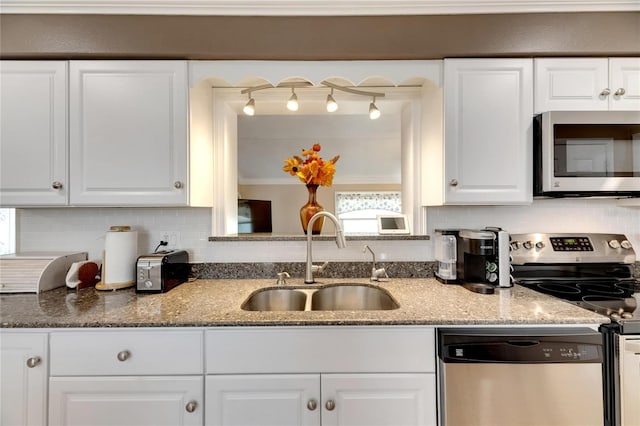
<box><xmin>300</xmin><ymin>184</ymin><xmax>324</xmax><ymax>235</ymax></box>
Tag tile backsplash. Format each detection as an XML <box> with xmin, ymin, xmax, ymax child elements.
<box><xmin>17</xmin><ymin>198</ymin><xmax>639</xmax><ymax>263</ymax></box>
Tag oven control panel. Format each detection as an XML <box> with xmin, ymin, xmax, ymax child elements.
<box><xmin>549</xmin><ymin>236</ymin><xmax>594</xmax><ymax>252</ymax></box>
<box><xmin>510</xmin><ymin>233</ymin><xmax>635</xmax><ymax>265</ymax></box>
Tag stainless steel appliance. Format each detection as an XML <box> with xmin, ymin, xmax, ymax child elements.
<box><xmin>135</xmin><ymin>250</ymin><xmax>189</xmax><ymax>293</ymax></box>
<box><xmin>438</xmin><ymin>328</ymin><xmax>604</xmax><ymax>426</ymax></box>
<box><xmin>434</xmin><ymin>227</ymin><xmax>510</xmax><ymax>293</ymax></box>
<box><xmin>510</xmin><ymin>233</ymin><xmax>640</xmax><ymax>426</ymax></box>
<box><xmin>533</xmin><ymin>110</ymin><xmax>640</xmax><ymax>197</ymax></box>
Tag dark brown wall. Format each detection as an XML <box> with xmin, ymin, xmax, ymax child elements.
<box><xmin>1</xmin><ymin>12</ymin><xmax>639</xmax><ymax>60</ymax></box>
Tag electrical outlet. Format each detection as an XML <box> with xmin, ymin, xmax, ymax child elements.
<box><xmin>160</xmin><ymin>231</ymin><xmax>181</xmax><ymax>249</ymax></box>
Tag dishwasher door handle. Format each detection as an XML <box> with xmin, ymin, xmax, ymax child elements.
<box><xmin>507</xmin><ymin>340</ymin><xmax>540</xmax><ymax>347</ymax></box>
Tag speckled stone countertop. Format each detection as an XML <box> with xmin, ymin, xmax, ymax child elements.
<box><xmin>0</xmin><ymin>278</ymin><xmax>608</xmax><ymax>328</ymax></box>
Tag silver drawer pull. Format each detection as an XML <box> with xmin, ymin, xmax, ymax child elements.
<box><xmin>51</xmin><ymin>181</ymin><xmax>63</xmax><ymax>190</ymax></box>
<box><xmin>26</xmin><ymin>356</ymin><xmax>41</xmax><ymax>368</ymax></box>
<box><xmin>174</xmin><ymin>181</ymin><xmax>184</xmax><ymax>189</ymax></box>
<box><xmin>449</xmin><ymin>179</ymin><xmax>459</xmax><ymax>187</ymax></box>
<box><xmin>117</xmin><ymin>350</ymin><xmax>131</xmax><ymax>362</ymax></box>
<box><xmin>185</xmin><ymin>401</ymin><xmax>197</xmax><ymax>413</ymax></box>
<box><xmin>600</xmin><ymin>88</ymin><xmax>611</xmax><ymax>96</ymax></box>
<box><xmin>325</xmin><ymin>399</ymin><xmax>335</xmax><ymax>411</ymax></box>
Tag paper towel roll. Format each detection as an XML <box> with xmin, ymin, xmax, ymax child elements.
<box><xmin>96</xmin><ymin>226</ymin><xmax>137</xmax><ymax>290</ymax></box>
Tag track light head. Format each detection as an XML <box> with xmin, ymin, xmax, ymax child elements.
<box><xmin>326</xmin><ymin>88</ymin><xmax>338</xmax><ymax>112</ymax></box>
<box><xmin>243</xmin><ymin>96</ymin><xmax>255</xmax><ymax>116</ymax></box>
<box><xmin>369</xmin><ymin>97</ymin><xmax>381</xmax><ymax>120</ymax></box>
<box><xmin>287</xmin><ymin>89</ymin><xmax>299</xmax><ymax>111</ymax></box>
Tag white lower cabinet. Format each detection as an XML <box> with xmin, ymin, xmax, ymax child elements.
<box><xmin>48</xmin><ymin>329</ymin><xmax>204</xmax><ymax>426</ymax></box>
<box><xmin>321</xmin><ymin>373</ymin><xmax>435</xmax><ymax>426</ymax></box>
<box><xmin>48</xmin><ymin>376</ymin><xmax>203</xmax><ymax>426</ymax></box>
<box><xmin>206</xmin><ymin>374</ymin><xmax>320</xmax><ymax>426</ymax></box>
<box><xmin>0</xmin><ymin>331</ymin><xmax>48</xmax><ymax>426</ymax></box>
<box><xmin>1</xmin><ymin>327</ymin><xmax>436</xmax><ymax>426</ymax></box>
<box><xmin>205</xmin><ymin>326</ymin><xmax>437</xmax><ymax>426</ymax></box>
<box><xmin>206</xmin><ymin>373</ymin><xmax>434</xmax><ymax>426</ymax></box>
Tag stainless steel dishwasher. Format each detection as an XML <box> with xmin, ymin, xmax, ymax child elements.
<box><xmin>438</xmin><ymin>328</ymin><xmax>604</xmax><ymax>426</ymax></box>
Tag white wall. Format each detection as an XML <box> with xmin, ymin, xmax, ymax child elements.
<box><xmin>16</xmin><ymin>199</ymin><xmax>639</xmax><ymax>263</ymax></box>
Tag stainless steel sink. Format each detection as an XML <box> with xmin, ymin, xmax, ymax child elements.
<box><xmin>311</xmin><ymin>284</ymin><xmax>399</xmax><ymax>311</ymax></box>
<box><xmin>241</xmin><ymin>284</ymin><xmax>399</xmax><ymax>312</ymax></box>
<box><xmin>241</xmin><ymin>288</ymin><xmax>307</xmax><ymax>311</ymax></box>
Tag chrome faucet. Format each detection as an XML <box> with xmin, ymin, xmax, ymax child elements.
<box><xmin>363</xmin><ymin>244</ymin><xmax>389</xmax><ymax>282</ymax></box>
<box><xmin>305</xmin><ymin>211</ymin><xmax>347</xmax><ymax>284</ymax></box>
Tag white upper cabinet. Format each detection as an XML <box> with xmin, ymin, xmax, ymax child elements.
<box><xmin>426</xmin><ymin>58</ymin><xmax>533</xmax><ymax>205</ymax></box>
<box><xmin>69</xmin><ymin>61</ymin><xmax>190</xmax><ymax>205</ymax></box>
<box><xmin>1</xmin><ymin>60</ymin><xmax>211</xmax><ymax>207</ymax></box>
<box><xmin>534</xmin><ymin>57</ymin><xmax>640</xmax><ymax>112</ymax></box>
<box><xmin>0</xmin><ymin>61</ymin><xmax>68</xmax><ymax>206</ymax></box>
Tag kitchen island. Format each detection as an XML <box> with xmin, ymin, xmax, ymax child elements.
<box><xmin>0</xmin><ymin>278</ymin><xmax>607</xmax><ymax>328</ymax></box>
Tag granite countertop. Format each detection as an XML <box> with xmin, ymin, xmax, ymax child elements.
<box><xmin>0</xmin><ymin>278</ymin><xmax>608</xmax><ymax>328</ymax></box>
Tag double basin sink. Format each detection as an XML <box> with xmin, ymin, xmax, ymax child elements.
<box><xmin>242</xmin><ymin>283</ymin><xmax>399</xmax><ymax>312</ymax></box>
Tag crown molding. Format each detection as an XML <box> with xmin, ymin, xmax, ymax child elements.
<box><xmin>0</xmin><ymin>0</ymin><xmax>638</xmax><ymax>16</ymax></box>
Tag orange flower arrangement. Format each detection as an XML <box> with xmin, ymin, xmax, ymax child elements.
<box><xmin>282</xmin><ymin>144</ymin><xmax>340</xmax><ymax>186</ymax></box>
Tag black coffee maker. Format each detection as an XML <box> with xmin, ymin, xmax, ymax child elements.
<box><xmin>435</xmin><ymin>227</ymin><xmax>511</xmax><ymax>293</ymax></box>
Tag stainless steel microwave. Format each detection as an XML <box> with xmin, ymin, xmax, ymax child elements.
<box><xmin>534</xmin><ymin>111</ymin><xmax>640</xmax><ymax>197</ymax></box>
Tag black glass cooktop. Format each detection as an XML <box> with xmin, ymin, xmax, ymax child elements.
<box><xmin>516</xmin><ymin>278</ymin><xmax>639</xmax><ymax>321</ymax></box>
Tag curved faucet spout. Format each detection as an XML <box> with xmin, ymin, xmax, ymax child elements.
<box><xmin>305</xmin><ymin>211</ymin><xmax>347</xmax><ymax>284</ymax></box>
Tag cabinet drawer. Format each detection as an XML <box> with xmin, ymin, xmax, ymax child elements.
<box><xmin>206</xmin><ymin>326</ymin><xmax>435</xmax><ymax>374</ymax></box>
<box><xmin>50</xmin><ymin>329</ymin><xmax>203</xmax><ymax>376</ymax></box>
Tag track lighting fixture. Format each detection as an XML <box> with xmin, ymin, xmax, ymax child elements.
<box><xmin>286</xmin><ymin>88</ymin><xmax>299</xmax><ymax>111</ymax></box>
<box><xmin>369</xmin><ymin>97</ymin><xmax>381</xmax><ymax>120</ymax></box>
<box><xmin>326</xmin><ymin>88</ymin><xmax>338</xmax><ymax>112</ymax></box>
<box><xmin>243</xmin><ymin>95</ymin><xmax>255</xmax><ymax>116</ymax></box>
<box><xmin>239</xmin><ymin>80</ymin><xmax>384</xmax><ymax>117</ymax></box>
<box><xmin>321</xmin><ymin>80</ymin><xmax>385</xmax><ymax>119</ymax></box>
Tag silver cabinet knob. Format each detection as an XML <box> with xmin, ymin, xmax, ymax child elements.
<box><xmin>174</xmin><ymin>181</ymin><xmax>184</xmax><ymax>189</ymax></box>
<box><xmin>325</xmin><ymin>400</ymin><xmax>335</xmax><ymax>411</ymax></box>
<box><xmin>307</xmin><ymin>399</ymin><xmax>318</xmax><ymax>411</ymax></box>
<box><xmin>185</xmin><ymin>401</ymin><xmax>197</xmax><ymax>413</ymax></box>
<box><xmin>614</xmin><ymin>88</ymin><xmax>626</xmax><ymax>96</ymax></box>
<box><xmin>449</xmin><ymin>179</ymin><xmax>458</xmax><ymax>187</ymax></box>
<box><xmin>116</xmin><ymin>350</ymin><xmax>131</xmax><ymax>362</ymax></box>
<box><xmin>26</xmin><ymin>356</ymin><xmax>41</xmax><ymax>368</ymax></box>
<box><xmin>51</xmin><ymin>181</ymin><xmax>63</xmax><ymax>190</ymax></box>
<box><xmin>600</xmin><ymin>88</ymin><xmax>611</xmax><ymax>96</ymax></box>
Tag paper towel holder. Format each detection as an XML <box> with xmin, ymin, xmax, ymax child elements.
<box><xmin>96</xmin><ymin>225</ymin><xmax>138</xmax><ymax>291</ymax></box>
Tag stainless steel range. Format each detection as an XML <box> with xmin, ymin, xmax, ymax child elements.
<box><xmin>510</xmin><ymin>233</ymin><xmax>640</xmax><ymax>426</ymax></box>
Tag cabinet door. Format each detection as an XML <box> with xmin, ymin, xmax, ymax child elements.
<box><xmin>609</xmin><ymin>58</ymin><xmax>640</xmax><ymax>111</ymax></box>
<box><xmin>443</xmin><ymin>59</ymin><xmax>533</xmax><ymax>204</ymax></box>
<box><xmin>49</xmin><ymin>376</ymin><xmax>203</xmax><ymax>426</ymax></box>
<box><xmin>0</xmin><ymin>332</ymin><xmax>48</xmax><ymax>426</ymax></box>
<box><xmin>321</xmin><ymin>373</ymin><xmax>436</xmax><ymax>426</ymax></box>
<box><xmin>69</xmin><ymin>60</ymin><xmax>189</xmax><ymax>205</ymax></box>
<box><xmin>205</xmin><ymin>374</ymin><xmax>320</xmax><ymax>426</ymax></box>
<box><xmin>0</xmin><ymin>61</ymin><xmax>68</xmax><ymax>206</ymax></box>
<box><xmin>534</xmin><ymin>58</ymin><xmax>609</xmax><ymax>112</ymax></box>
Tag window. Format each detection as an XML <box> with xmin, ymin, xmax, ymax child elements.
<box><xmin>335</xmin><ymin>192</ymin><xmax>402</xmax><ymax>235</ymax></box>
